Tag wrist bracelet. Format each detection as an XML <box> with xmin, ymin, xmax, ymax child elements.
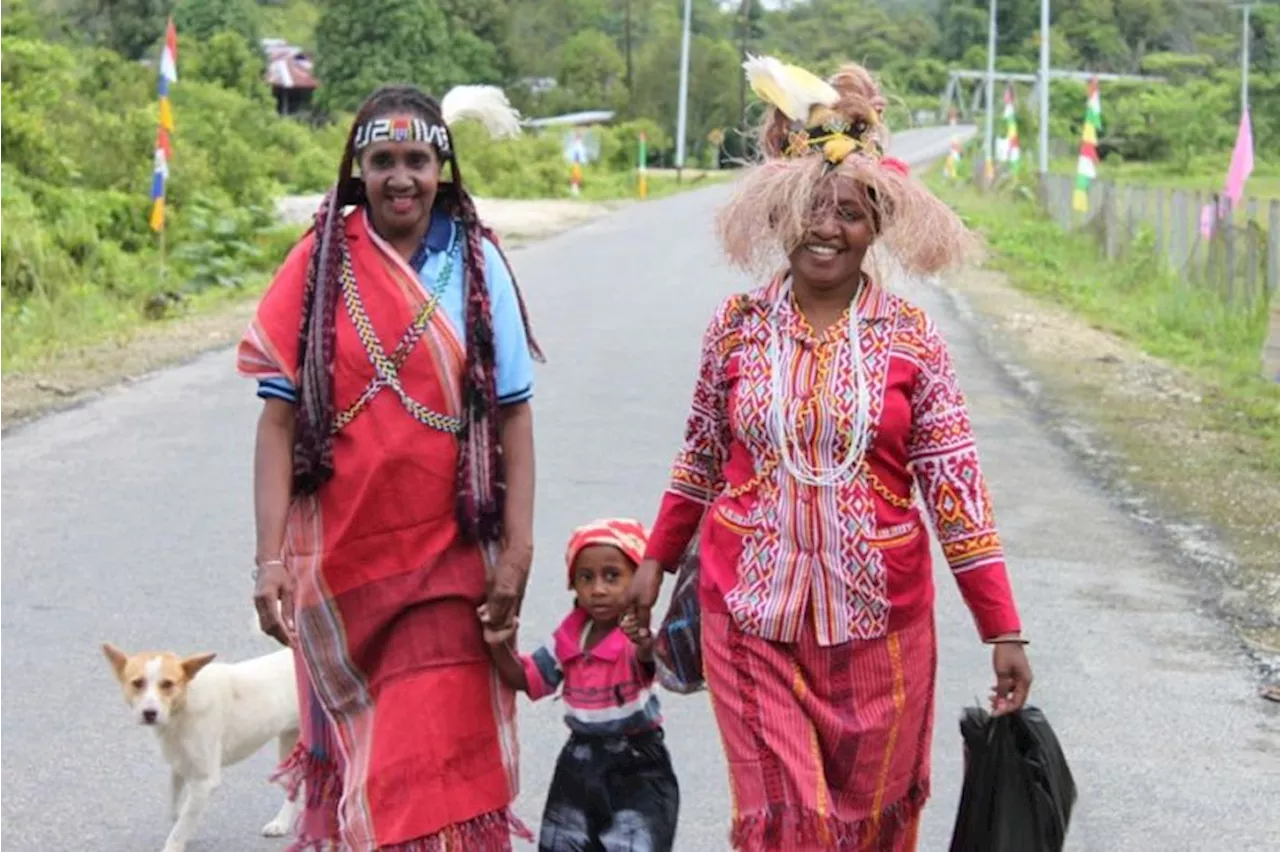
<box><xmin>254</xmin><ymin>558</ymin><xmax>285</xmax><ymax>580</ymax></box>
<box><xmin>987</xmin><ymin>636</ymin><xmax>1030</xmax><ymax>646</ymax></box>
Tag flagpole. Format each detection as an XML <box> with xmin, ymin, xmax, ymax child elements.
<box><xmin>1233</xmin><ymin>2</ymin><xmax>1254</xmax><ymax>117</ymax></box>
<box><xmin>1037</xmin><ymin>0</ymin><xmax>1050</xmax><ymax>175</ymax></box>
<box><xmin>982</xmin><ymin>0</ymin><xmax>999</xmax><ymax>186</ymax></box>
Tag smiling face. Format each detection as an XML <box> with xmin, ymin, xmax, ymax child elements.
<box><xmin>787</xmin><ymin>178</ymin><xmax>878</xmax><ymax>293</ymax></box>
<box><xmin>570</xmin><ymin>544</ymin><xmax>636</xmax><ymax>625</ymax></box>
<box><xmin>358</xmin><ymin>133</ymin><xmax>442</xmax><ymax>243</ymax></box>
<box><xmin>102</xmin><ymin>643</ymin><xmax>215</xmax><ymax>728</ymax></box>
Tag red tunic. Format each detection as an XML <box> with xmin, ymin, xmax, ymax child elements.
<box><xmin>645</xmin><ymin>275</ymin><xmax>1021</xmax><ymax>644</ymax></box>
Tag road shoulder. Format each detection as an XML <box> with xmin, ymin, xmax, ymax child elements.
<box><xmin>933</xmin><ymin>265</ymin><xmax>1280</xmax><ymax>696</ymax></box>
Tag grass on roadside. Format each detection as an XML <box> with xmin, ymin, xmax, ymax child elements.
<box><xmin>2</xmin><ymin>173</ymin><xmax>729</xmax><ymax>374</ymax></box>
<box><xmin>930</xmin><ymin>176</ymin><xmax>1280</xmax><ymax>474</ymax></box>
<box><xmin>2</xmin><ymin>224</ymin><xmax>303</xmax><ymax>374</ymax></box>
<box><xmin>575</xmin><ymin>169</ymin><xmax>732</xmax><ymax>202</ymax></box>
<box><xmin>1047</xmin><ymin>155</ymin><xmax>1280</xmax><ymax>201</ymax></box>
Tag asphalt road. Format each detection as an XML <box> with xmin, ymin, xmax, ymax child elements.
<box><xmin>4</xmin><ymin>125</ymin><xmax>1278</xmax><ymax>851</ymax></box>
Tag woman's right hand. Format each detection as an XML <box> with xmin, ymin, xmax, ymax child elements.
<box><xmin>626</xmin><ymin>558</ymin><xmax>665</xmax><ymax>632</ymax></box>
<box><xmin>253</xmin><ymin>558</ymin><xmax>295</xmax><ymax>647</ymax></box>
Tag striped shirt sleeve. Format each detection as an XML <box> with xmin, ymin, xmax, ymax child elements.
<box><xmin>256</xmin><ymin>376</ymin><xmax>297</xmax><ymax>404</ymax></box>
<box><xmin>520</xmin><ymin>640</ymin><xmax>564</xmax><ymax>701</ymax></box>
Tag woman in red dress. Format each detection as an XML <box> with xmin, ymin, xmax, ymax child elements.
<box><xmin>240</xmin><ymin>84</ymin><xmax>540</xmax><ymax>850</ymax></box>
<box><xmin>628</xmin><ymin>58</ymin><xmax>1034</xmax><ymax>851</ymax></box>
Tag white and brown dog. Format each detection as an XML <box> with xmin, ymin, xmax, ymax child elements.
<box><xmin>101</xmin><ymin>642</ymin><xmax>301</xmax><ymax>852</ymax></box>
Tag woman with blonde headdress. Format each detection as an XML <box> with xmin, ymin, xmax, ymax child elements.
<box><xmin>626</xmin><ymin>58</ymin><xmax>1033</xmax><ymax>850</ymax></box>
<box><xmin>239</xmin><ymin>83</ymin><xmax>541</xmax><ymax>850</ymax></box>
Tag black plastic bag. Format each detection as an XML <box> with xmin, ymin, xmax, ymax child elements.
<box><xmin>949</xmin><ymin>705</ymin><xmax>1077</xmax><ymax>852</ymax></box>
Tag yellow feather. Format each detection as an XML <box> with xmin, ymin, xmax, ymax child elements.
<box><xmin>743</xmin><ymin>54</ymin><xmax>838</xmax><ymax>122</ymax></box>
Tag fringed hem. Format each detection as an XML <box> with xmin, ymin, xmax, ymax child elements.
<box><xmin>273</xmin><ymin>743</ymin><xmax>343</xmax><ymax>852</ymax></box>
<box><xmin>380</xmin><ymin>808</ymin><xmax>533</xmax><ymax>851</ymax></box>
<box><xmin>729</xmin><ymin>781</ymin><xmax>930</xmax><ymax>851</ymax></box>
<box><xmin>270</xmin><ymin>742</ymin><xmax>342</xmax><ymax>810</ymax></box>
<box><xmin>280</xmin><ymin>808</ymin><xmax>531</xmax><ymax>852</ymax></box>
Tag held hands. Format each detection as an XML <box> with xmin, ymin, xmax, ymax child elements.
<box><xmin>624</xmin><ymin>558</ymin><xmax>665</xmax><ymax>634</ymax></box>
<box><xmin>620</xmin><ymin>612</ymin><xmax>654</xmax><ymax>658</ymax></box>
<box><xmin>990</xmin><ymin>639</ymin><xmax>1033</xmax><ymax>717</ymax></box>
<box><xmin>485</xmin><ymin>542</ymin><xmax>532</xmax><ymax>635</ymax></box>
<box><xmin>477</xmin><ymin>603</ymin><xmax>519</xmax><ymax>646</ymax></box>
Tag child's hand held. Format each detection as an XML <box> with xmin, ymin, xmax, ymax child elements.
<box><xmin>478</xmin><ymin>604</ymin><xmax>518</xmax><ymax>646</ymax></box>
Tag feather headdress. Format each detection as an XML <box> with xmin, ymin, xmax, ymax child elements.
<box><xmin>718</xmin><ymin>58</ymin><xmax>977</xmax><ymax>278</ymax></box>
<box><xmin>743</xmin><ymin>54</ymin><xmax>838</xmax><ymax>123</ymax></box>
<box><xmin>441</xmin><ymin>85</ymin><xmax>523</xmax><ymax>139</ymax></box>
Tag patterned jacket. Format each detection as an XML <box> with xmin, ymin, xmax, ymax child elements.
<box><xmin>644</xmin><ymin>275</ymin><xmax>1021</xmax><ymax>646</ymax></box>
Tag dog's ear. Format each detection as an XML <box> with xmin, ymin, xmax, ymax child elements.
<box><xmin>180</xmin><ymin>652</ymin><xmax>217</xmax><ymax>681</ymax></box>
<box><xmin>102</xmin><ymin>642</ymin><xmax>129</xmax><ymax>677</ymax></box>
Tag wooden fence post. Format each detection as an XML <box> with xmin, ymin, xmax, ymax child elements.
<box><xmin>1264</xmin><ymin>200</ymin><xmax>1280</xmax><ymax>383</ymax></box>
<box><xmin>1246</xmin><ymin>198</ymin><xmax>1258</xmax><ymax>308</ymax></box>
<box><xmin>1155</xmin><ymin>188</ymin><xmax>1166</xmax><ymax>262</ymax></box>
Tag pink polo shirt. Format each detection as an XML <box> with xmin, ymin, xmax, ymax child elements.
<box><xmin>521</xmin><ymin>607</ymin><xmax>663</xmax><ymax>737</ymax></box>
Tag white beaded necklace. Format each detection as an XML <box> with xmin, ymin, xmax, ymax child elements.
<box><xmin>768</xmin><ymin>278</ymin><xmax>872</xmax><ymax>487</ymax></box>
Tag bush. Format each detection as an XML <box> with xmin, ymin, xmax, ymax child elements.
<box><xmin>0</xmin><ymin>31</ymin><xmax>348</xmax><ymax>365</ymax></box>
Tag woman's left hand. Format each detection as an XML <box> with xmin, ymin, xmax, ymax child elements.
<box><xmin>990</xmin><ymin>642</ymin><xmax>1033</xmax><ymax>717</ymax></box>
<box><xmin>486</xmin><ymin>543</ymin><xmax>532</xmax><ymax>632</ymax></box>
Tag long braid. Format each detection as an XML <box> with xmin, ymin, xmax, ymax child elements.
<box><xmin>293</xmin><ymin>119</ymin><xmax>363</xmax><ymax>495</ymax></box>
<box><xmin>291</xmin><ymin>84</ymin><xmax>541</xmax><ymax>546</ymax></box>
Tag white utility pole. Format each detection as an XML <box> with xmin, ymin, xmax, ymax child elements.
<box><xmin>982</xmin><ymin>0</ymin><xmax>998</xmax><ymax>182</ymax></box>
<box><xmin>1038</xmin><ymin>0</ymin><xmax>1050</xmax><ymax>173</ymax></box>
<box><xmin>675</xmin><ymin>0</ymin><xmax>693</xmax><ymax>179</ymax></box>
<box><xmin>1237</xmin><ymin>3</ymin><xmax>1252</xmax><ymax>115</ymax></box>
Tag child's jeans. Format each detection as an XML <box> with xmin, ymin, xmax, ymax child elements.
<box><xmin>538</xmin><ymin>727</ymin><xmax>680</xmax><ymax>852</ymax></box>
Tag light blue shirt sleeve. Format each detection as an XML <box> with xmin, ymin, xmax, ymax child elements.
<box><xmin>482</xmin><ymin>238</ymin><xmax>535</xmax><ymax>405</ymax></box>
<box><xmin>255</xmin><ymin>234</ymin><xmax>534</xmax><ymax>407</ymax></box>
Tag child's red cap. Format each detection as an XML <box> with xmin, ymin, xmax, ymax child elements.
<box><xmin>564</xmin><ymin>518</ymin><xmax>649</xmax><ymax>588</ymax></box>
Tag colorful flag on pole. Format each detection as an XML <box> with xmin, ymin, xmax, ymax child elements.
<box><xmin>1071</xmin><ymin>77</ymin><xmax>1101</xmax><ymax>213</ymax></box>
<box><xmin>1223</xmin><ymin>108</ymin><xmax>1254</xmax><ymax>210</ymax></box>
<box><xmin>944</xmin><ymin>134</ymin><xmax>961</xmax><ymax>179</ymax></box>
<box><xmin>999</xmin><ymin>86</ymin><xmax>1021</xmax><ymax>171</ymax></box>
<box><xmin>944</xmin><ymin>107</ymin><xmax>961</xmax><ymax>180</ymax></box>
<box><xmin>638</xmin><ymin>130</ymin><xmax>648</xmax><ymax>200</ymax></box>
<box><xmin>149</xmin><ymin>18</ymin><xmax>178</xmax><ymax>233</ymax></box>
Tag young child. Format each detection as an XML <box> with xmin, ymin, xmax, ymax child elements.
<box><xmin>478</xmin><ymin>517</ymin><xmax>680</xmax><ymax>852</ymax></box>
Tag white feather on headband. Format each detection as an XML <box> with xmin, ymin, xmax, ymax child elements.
<box><xmin>743</xmin><ymin>54</ymin><xmax>838</xmax><ymax>122</ymax></box>
<box><xmin>441</xmin><ymin>85</ymin><xmax>523</xmax><ymax>139</ymax></box>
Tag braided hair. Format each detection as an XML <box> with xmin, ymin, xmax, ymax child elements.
<box><xmin>293</xmin><ymin>84</ymin><xmax>543</xmax><ymax>546</ymax></box>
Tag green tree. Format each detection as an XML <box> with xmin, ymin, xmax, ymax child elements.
<box><xmin>559</xmin><ymin>31</ymin><xmax>626</xmax><ymax>109</ymax></box>
<box><xmin>73</xmin><ymin>0</ymin><xmax>172</xmax><ymax>60</ymax></box>
<box><xmin>313</xmin><ymin>0</ymin><xmax>477</xmax><ymax>112</ymax></box>
<box><xmin>185</xmin><ymin>30</ymin><xmax>272</xmax><ymax>103</ymax></box>
<box><xmin>174</xmin><ymin>0</ymin><xmax>261</xmax><ymax>49</ymax></box>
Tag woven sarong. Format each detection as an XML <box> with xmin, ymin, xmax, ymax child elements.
<box><xmin>703</xmin><ymin>609</ymin><xmax>937</xmax><ymax>851</ymax></box>
<box><xmin>239</xmin><ymin>212</ymin><xmax>526</xmax><ymax>849</ymax></box>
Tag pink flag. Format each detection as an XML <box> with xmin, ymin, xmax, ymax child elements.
<box><xmin>1224</xmin><ymin>108</ymin><xmax>1254</xmax><ymax>209</ymax></box>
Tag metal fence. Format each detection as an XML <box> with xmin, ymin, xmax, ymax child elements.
<box><xmin>1028</xmin><ymin>172</ymin><xmax>1280</xmax><ymax>382</ymax></box>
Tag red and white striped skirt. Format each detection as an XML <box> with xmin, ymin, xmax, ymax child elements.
<box><xmin>703</xmin><ymin>610</ymin><xmax>938</xmax><ymax>851</ymax></box>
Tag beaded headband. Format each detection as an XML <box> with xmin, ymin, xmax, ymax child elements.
<box><xmin>353</xmin><ymin>114</ymin><xmax>451</xmax><ymax>153</ymax></box>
